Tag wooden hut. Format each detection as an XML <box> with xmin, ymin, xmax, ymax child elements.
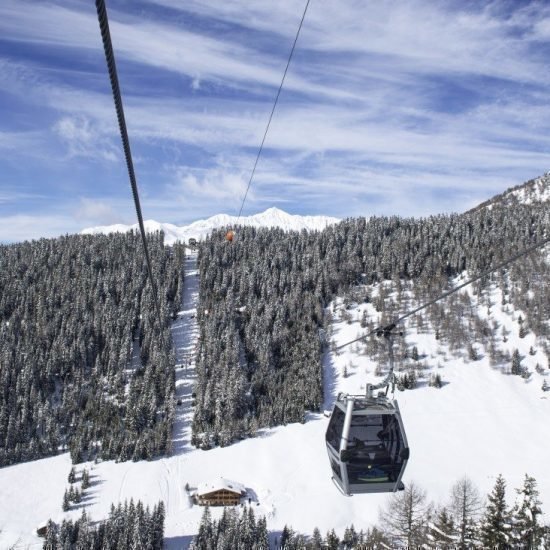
<box><xmin>36</xmin><ymin>522</ymin><xmax>50</xmax><ymax>538</ymax></box>
<box><xmin>194</xmin><ymin>478</ymin><xmax>246</xmax><ymax>506</ymax></box>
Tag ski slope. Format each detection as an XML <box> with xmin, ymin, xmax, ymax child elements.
<box><xmin>0</xmin><ymin>260</ymin><xmax>549</xmax><ymax>548</ymax></box>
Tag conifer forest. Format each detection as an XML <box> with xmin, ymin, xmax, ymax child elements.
<box><xmin>43</xmin><ymin>499</ymin><xmax>165</xmax><ymax>550</ymax></box>
<box><xmin>0</xmin><ymin>196</ymin><xmax>548</xmax><ymax>465</ymax></box>
<box><xmin>192</xmin><ymin>200</ymin><xmax>548</xmax><ymax>447</ymax></box>
<box><xmin>0</xmin><ymin>232</ymin><xmax>184</xmax><ymax>466</ymax></box>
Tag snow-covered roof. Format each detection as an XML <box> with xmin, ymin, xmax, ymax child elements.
<box><xmin>195</xmin><ymin>478</ymin><xmax>246</xmax><ymax>496</ymax></box>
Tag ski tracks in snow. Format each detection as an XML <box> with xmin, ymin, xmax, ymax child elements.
<box><xmin>170</xmin><ymin>252</ymin><xmax>199</xmax><ymax>455</ymax></box>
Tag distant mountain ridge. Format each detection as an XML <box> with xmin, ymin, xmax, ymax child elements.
<box><xmin>81</xmin><ymin>207</ymin><xmax>340</xmax><ymax>245</ymax></box>
<box><xmin>82</xmin><ymin>174</ymin><xmax>549</xmax><ymax>244</ymax></box>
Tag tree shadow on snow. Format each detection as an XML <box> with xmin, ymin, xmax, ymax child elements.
<box><xmin>322</xmin><ymin>350</ymin><xmax>339</xmax><ymax>410</ymax></box>
<box><xmin>164</xmin><ymin>534</ymin><xmax>195</xmax><ymax>549</ymax></box>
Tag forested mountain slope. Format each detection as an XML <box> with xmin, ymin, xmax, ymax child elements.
<box><xmin>1</xmin><ymin>180</ymin><xmax>547</xmax><ymax>464</ymax></box>
<box><xmin>0</xmin><ymin>232</ymin><xmax>184</xmax><ymax>466</ymax></box>
<box><xmin>470</xmin><ymin>172</ymin><xmax>550</xmax><ymax>211</ymax></box>
<box><xmin>193</xmin><ymin>199</ymin><xmax>549</xmax><ymax>448</ymax></box>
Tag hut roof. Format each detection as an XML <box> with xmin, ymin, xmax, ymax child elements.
<box><xmin>195</xmin><ymin>478</ymin><xmax>246</xmax><ymax>497</ymax></box>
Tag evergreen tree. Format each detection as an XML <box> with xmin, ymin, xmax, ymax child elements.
<box><xmin>342</xmin><ymin>524</ymin><xmax>358</xmax><ymax>548</ymax></box>
<box><xmin>194</xmin><ymin>506</ymin><xmax>213</xmax><ymax>549</ymax></box>
<box><xmin>511</xmin><ymin>349</ymin><xmax>523</xmax><ymax>375</ymax></box>
<box><xmin>81</xmin><ymin>468</ymin><xmax>90</xmax><ymax>490</ymax></box>
<box><xmin>255</xmin><ymin>516</ymin><xmax>270</xmax><ymax>550</ymax></box>
<box><xmin>511</xmin><ymin>474</ymin><xmax>543</xmax><ymax>549</ymax></box>
<box><xmin>62</xmin><ymin>488</ymin><xmax>70</xmax><ymax>511</ymax></box>
<box><xmin>427</xmin><ymin>506</ymin><xmax>455</xmax><ymax>548</ymax></box>
<box><xmin>325</xmin><ymin>528</ymin><xmax>340</xmax><ymax>550</ymax></box>
<box><xmin>280</xmin><ymin>525</ymin><xmax>294</xmax><ymax>549</ymax></box>
<box><xmin>480</xmin><ymin>474</ymin><xmax>510</xmax><ymax>549</ymax></box>
<box><xmin>68</xmin><ymin>466</ymin><xmax>76</xmax><ymax>484</ymax></box>
<box><xmin>310</xmin><ymin>527</ymin><xmax>323</xmax><ymax>549</ymax></box>
<box><xmin>363</xmin><ymin>526</ymin><xmax>392</xmax><ymax>548</ymax></box>
<box><xmin>467</xmin><ymin>343</ymin><xmax>479</xmax><ymax>361</ymax></box>
<box><xmin>44</xmin><ymin>519</ymin><xmax>59</xmax><ymax>549</ymax></box>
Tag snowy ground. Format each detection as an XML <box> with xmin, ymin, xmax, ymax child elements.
<box><xmin>0</xmin><ymin>264</ymin><xmax>549</xmax><ymax>548</ymax></box>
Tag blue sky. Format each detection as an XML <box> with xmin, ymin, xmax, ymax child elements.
<box><xmin>1</xmin><ymin>0</ymin><xmax>550</xmax><ymax>241</ymax></box>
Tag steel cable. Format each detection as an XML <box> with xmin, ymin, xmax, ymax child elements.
<box><xmin>95</xmin><ymin>0</ymin><xmax>168</xmax><ymax>352</ymax></box>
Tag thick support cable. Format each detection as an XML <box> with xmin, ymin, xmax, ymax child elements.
<box><xmin>95</xmin><ymin>0</ymin><xmax>168</xmax><ymax>351</ymax></box>
<box><xmin>336</xmin><ymin>236</ymin><xmax>550</xmax><ymax>351</ymax></box>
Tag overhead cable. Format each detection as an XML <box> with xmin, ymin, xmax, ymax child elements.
<box><xmin>95</xmin><ymin>0</ymin><xmax>168</xmax><ymax>351</ymax></box>
<box><xmin>237</xmin><ymin>0</ymin><xmax>311</xmax><ymax>221</ymax></box>
<box><xmin>335</xmin><ymin>235</ymin><xmax>550</xmax><ymax>351</ymax></box>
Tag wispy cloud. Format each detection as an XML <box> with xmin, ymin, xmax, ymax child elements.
<box><xmin>172</xmin><ymin>167</ymin><xmax>249</xmax><ymax>203</ymax></box>
<box><xmin>54</xmin><ymin>116</ymin><xmax>118</xmax><ymax>162</ymax></box>
<box><xmin>0</xmin><ymin>189</ymin><xmax>48</xmax><ymax>205</ymax></box>
<box><xmin>0</xmin><ymin>214</ymin><xmax>78</xmax><ymax>243</ymax></box>
<box><xmin>75</xmin><ymin>197</ymin><xmax>124</xmax><ymax>225</ymax></box>
<box><xmin>1</xmin><ymin>0</ymin><xmax>550</xmax><ymax>241</ymax></box>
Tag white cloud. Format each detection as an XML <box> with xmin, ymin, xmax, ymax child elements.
<box><xmin>0</xmin><ymin>129</ymin><xmax>44</xmax><ymax>152</ymax></box>
<box><xmin>0</xmin><ymin>189</ymin><xmax>47</xmax><ymax>205</ymax></box>
<box><xmin>171</xmin><ymin>167</ymin><xmax>251</xmax><ymax>205</ymax></box>
<box><xmin>0</xmin><ymin>214</ymin><xmax>78</xmax><ymax>243</ymax></box>
<box><xmin>0</xmin><ymin>1</ymin><xmax>299</xmax><ymax>93</ymax></box>
<box><xmin>150</xmin><ymin>0</ymin><xmax>550</xmax><ymax>86</ymax></box>
<box><xmin>53</xmin><ymin>115</ymin><xmax>118</xmax><ymax>161</ymax></box>
<box><xmin>75</xmin><ymin>198</ymin><xmax>123</xmax><ymax>225</ymax></box>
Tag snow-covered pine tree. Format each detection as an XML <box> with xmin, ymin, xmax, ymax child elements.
<box><xmin>363</xmin><ymin>525</ymin><xmax>392</xmax><ymax>548</ymax></box>
<box><xmin>479</xmin><ymin>474</ymin><xmax>510</xmax><ymax>549</ymax></box>
<box><xmin>44</xmin><ymin>519</ymin><xmax>58</xmax><ymax>548</ymax></box>
<box><xmin>342</xmin><ymin>524</ymin><xmax>358</xmax><ymax>548</ymax></box>
<box><xmin>81</xmin><ymin>468</ymin><xmax>90</xmax><ymax>489</ymax></box>
<box><xmin>310</xmin><ymin>527</ymin><xmax>323</xmax><ymax>549</ymax></box>
<box><xmin>67</xmin><ymin>466</ymin><xmax>76</xmax><ymax>484</ymax></box>
<box><xmin>511</xmin><ymin>348</ymin><xmax>523</xmax><ymax>375</ymax></box>
<box><xmin>511</xmin><ymin>474</ymin><xmax>544</xmax><ymax>549</ymax></box>
<box><xmin>427</xmin><ymin>506</ymin><xmax>455</xmax><ymax>548</ymax></box>
<box><xmin>325</xmin><ymin>528</ymin><xmax>340</xmax><ymax>550</ymax></box>
<box><xmin>62</xmin><ymin>488</ymin><xmax>70</xmax><ymax>511</ymax></box>
<box><xmin>255</xmin><ymin>515</ymin><xmax>269</xmax><ymax>550</ymax></box>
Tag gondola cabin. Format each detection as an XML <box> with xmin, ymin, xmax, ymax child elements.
<box><xmin>326</xmin><ymin>392</ymin><xmax>409</xmax><ymax>495</ymax></box>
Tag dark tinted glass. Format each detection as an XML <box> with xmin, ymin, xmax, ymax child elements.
<box><xmin>330</xmin><ymin>456</ymin><xmax>342</xmax><ymax>481</ymax></box>
<box><xmin>326</xmin><ymin>407</ymin><xmax>345</xmax><ymax>450</ymax></box>
<box><xmin>345</xmin><ymin>413</ymin><xmax>404</xmax><ymax>483</ymax></box>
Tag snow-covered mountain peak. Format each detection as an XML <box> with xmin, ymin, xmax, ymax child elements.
<box><xmin>81</xmin><ymin>208</ymin><xmax>340</xmax><ymax>245</ymax></box>
<box><xmin>508</xmin><ymin>173</ymin><xmax>550</xmax><ymax>204</ymax></box>
<box><xmin>471</xmin><ymin>173</ymin><xmax>550</xmax><ymax>212</ymax></box>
